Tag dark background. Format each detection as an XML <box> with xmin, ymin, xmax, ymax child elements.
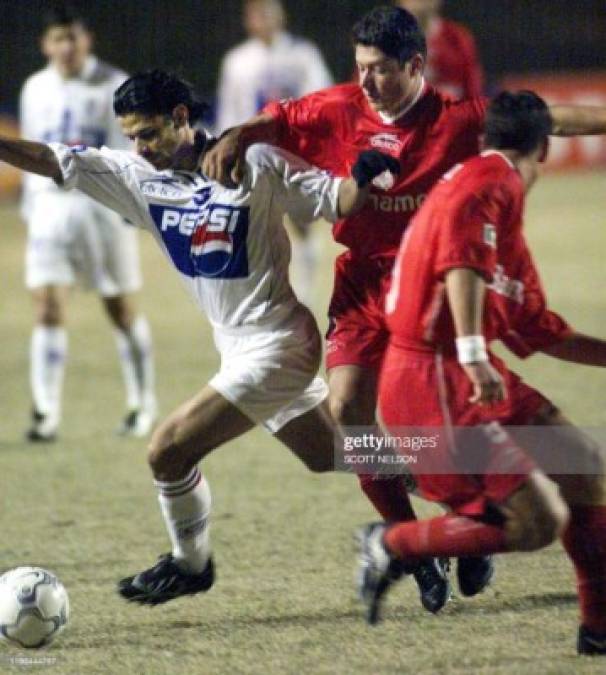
<box><xmin>1</xmin><ymin>0</ymin><xmax>605</xmax><ymax>114</ymax></box>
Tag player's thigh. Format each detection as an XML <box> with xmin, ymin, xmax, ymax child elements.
<box><xmin>149</xmin><ymin>384</ymin><xmax>255</xmax><ymax>480</ymax></box>
<box><xmin>328</xmin><ymin>364</ymin><xmax>378</xmax><ymax>426</ymax></box>
<box><xmin>30</xmin><ymin>285</ymin><xmax>70</xmax><ymax>325</ymax></box>
<box><xmin>274</xmin><ymin>399</ymin><xmax>338</xmax><ymax>473</ymax></box>
<box><xmin>516</xmin><ymin>406</ymin><xmax>606</xmax><ymax>506</ymax></box>
<box><xmin>500</xmin><ymin>469</ymin><xmax>569</xmax><ymax>551</ymax></box>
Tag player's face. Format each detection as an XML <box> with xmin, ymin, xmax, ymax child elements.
<box><xmin>244</xmin><ymin>1</ymin><xmax>283</xmax><ymax>42</ymax></box>
<box><xmin>119</xmin><ymin>114</ymin><xmax>182</xmax><ymax>170</ymax></box>
<box><xmin>356</xmin><ymin>45</ymin><xmax>423</xmax><ymax>116</ymax></box>
<box><xmin>41</xmin><ymin>23</ymin><xmax>91</xmax><ymax>77</ymax></box>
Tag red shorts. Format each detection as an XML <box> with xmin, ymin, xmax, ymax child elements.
<box><xmin>378</xmin><ymin>345</ymin><xmax>550</xmax><ymax>516</ymax></box>
<box><xmin>325</xmin><ymin>252</ymin><xmax>394</xmax><ymax>371</ymax></box>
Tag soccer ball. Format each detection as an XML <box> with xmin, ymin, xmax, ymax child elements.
<box><xmin>0</xmin><ymin>567</ymin><xmax>69</xmax><ymax>648</ymax></box>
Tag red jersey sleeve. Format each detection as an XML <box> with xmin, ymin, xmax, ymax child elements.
<box><xmin>263</xmin><ymin>90</ymin><xmax>333</xmax><ymax>145</ymax></box>
<box><xmin>434</xmin><ymin>181</ymin><xmax>510</xmax><ymax>281</ymax></box>
<box><xmin>501</xmin><ymin>241</ymin><xmax>574</xmax><ymax>358</ymax></box>
<box><xmin>263</xmin><ymin>86</ymin><xmax>354</xmax><ymax>171</ymax></box>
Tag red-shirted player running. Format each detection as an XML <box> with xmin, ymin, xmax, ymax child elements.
<box><xmin>397</xmin><ymin>0</ymin><xmax>483</xmax><ymax>99</ymax></box>
<box><xmin>203</xmin><ymin>5</ymin><xmax>606</xmax><ymax>611</ymax></box>
<box><xmin>360</xmin><ymin>91</ymin><xmax>606</xmax><ymax>656</ymax></box>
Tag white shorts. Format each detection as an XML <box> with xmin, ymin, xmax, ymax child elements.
<box><xmin>25</xmin><ymin>191</ymin><xmax>142</xmax><ymax>296</ymax></box>
<box><xmin>209</xmin><ymin>305</ymin><xmax>329</xmax><ymax>433</ymax></box>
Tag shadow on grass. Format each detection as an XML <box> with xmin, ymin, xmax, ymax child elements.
<box><xmin>63</xmin><ymin>607</ymin><xmax>363</xmax><ymax>650</ymax></box>
<box><xmin>60</xmin><ymin>592</ymin><xmax>578</xmax><ymax>650</ymax></box>
<box><xmin>445</xmin><ymin>591</ymin><xmax>577</xmax><ymax>616</ymax></box>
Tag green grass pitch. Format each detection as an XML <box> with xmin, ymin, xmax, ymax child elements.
<box><xmin>1</xmin><ymin>171</ymin><xmax>605</xmax><ymax>674</ymax></box>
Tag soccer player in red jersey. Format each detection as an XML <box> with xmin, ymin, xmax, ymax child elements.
<box><xmin>203</xmin><ymin>4</ymin><xmax>606</xmax><ymax>608</ymax></box>
<box><xmin>361</xmin><ymin>91</ymin><xmax>606</xmax><ymax>655</ymax></box>
<box><xmin>397</xmin><ymin>0</ymin><xmax>484</xmax><ymax>99</ymax></box>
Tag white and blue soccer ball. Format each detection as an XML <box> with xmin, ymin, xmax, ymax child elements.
<box><xmin>0</xmin><ymin>567</ymin><xmax>69</xmax><ymax>648</ymax></box>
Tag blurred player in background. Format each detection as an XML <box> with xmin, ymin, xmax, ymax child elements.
<box><xmin>0</xmin><ymin>69</ymin><xmax>400</xmax><ymax>605</ymax></box>
<box><xmin>216</xmin><ymin>0</ymin><xmax>332</xmax><ymax>132</ymax></box>
<box><xmin>396</xmin><ymin>0</ymin><xmax>484</xmax><ymax>98</ymax></box>
<box><xmin>20</xmin><ymin>5</ymin><xmax>157</xmax><ymax>441</ymax></box>
<box><xmin>362</xmin><ymin>91</ymin><xmax>606</xmax><ymax>656</ymax></box>
<box><xmin>205</xmin><ymin>4</ymin><xmax>606</xmax><ymax>609</ymax></box>
<box><xmin>216</xmin><ymin>0</ymin><xmax>333</xmax><ymax>304</ymax></box>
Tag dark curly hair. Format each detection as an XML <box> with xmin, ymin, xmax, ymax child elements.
<box><xmin>41</xmin><ymin>2</ymin><xmax>89</xmax><ymax>34</ymax></box>
<box><xmin>352</xmin><ymin>5</ymin><xmax>426</xmax><ymax>65</ymax></box>
<box><xmin>113</xmin><ymin>70</ymin><xmax>208</xmax><ymax>123</ymax></box>
<box><xmin>485</xmin><ymin>91</ymin><xmax>553</xmax><ymax>155</ymax></box>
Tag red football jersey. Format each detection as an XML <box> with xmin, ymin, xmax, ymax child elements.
<box><xmin>385</xmin><ymin>151</ymin><xmax>572</xmax><ymax>354</ymax></box>
<box><xmin>425</xmin><ymin>18</ymin><xmax>484</xmax><ymax>100</ymax></box>
<box><xmin>264</xmin><ymin>83</ymin><xmax>486</xmax><ymax>258</ymax></box>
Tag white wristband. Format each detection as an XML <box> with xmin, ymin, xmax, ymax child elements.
<box><xmin>456</xmin><ymin>335</ymin><xmax>488</xmax><ymax>364</ymax></box>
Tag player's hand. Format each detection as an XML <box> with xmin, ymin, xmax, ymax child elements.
<box><xmin>352</xmin><ymin>150</ymin><xmax>400</xmax><ymax>188</ymax></box>
<box><xmin>201</xmin><ymin>128</ymin><xmax>245</xmax><ymax>188</ymax></box>
<box><xmin>462</xmin><ymin>362</ymin><xmax>507</xmax><ymax>405</ymax></box>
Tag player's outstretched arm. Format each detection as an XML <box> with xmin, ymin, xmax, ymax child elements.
<box><xmin>202</xmin><ymin>113</ymin><xmax>279</xmax><ymax>186</ymax></box>
<box><xmin>0</xmin><ymin>136</ymin><xmax>62</xmax><ymax>182</ymax></box>
<box><xmin>445</xmin><ymin>267</ymin><xmax>506</xmax><ymax>404</ymax></box>
<box><xmin>549</xmin><ymin>105</ymin><xmax>606</xmax><ymax>136</ymax></box>
<box><xmin>541</xmin><ymin>332</ymin><xmax>606</xmax><ymax>367</ymax></box>
<box><xmin>338</xmin><ymin>150</ymin><xmax>400</xmax><ymax>217</ymax></box>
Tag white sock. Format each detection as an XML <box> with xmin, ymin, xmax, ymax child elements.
<box><xmin>155</xmin><ymin>468</ymin><xmax>212</xmax><ymax>573</ymax></box>
<box><xmin>30</xmin><ymin>325</ymin><xmax>68</xmax><ymax>424</ymax></box>
<box><xmin>113</xmin><ymin>315</ymin><xmax>156</xmax><ymax>413</ymax></box>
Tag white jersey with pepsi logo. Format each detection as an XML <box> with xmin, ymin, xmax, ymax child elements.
<box><xmin>49</xmin><ymin>142</ymin><xmax>342</xmax><ymax>332</ymax></box>
<box><xmin>20</xmin><ymin>56</ymin><xmax>127</xmax><ymax>206</ymax></box>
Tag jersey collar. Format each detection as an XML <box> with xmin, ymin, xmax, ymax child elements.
<box><xmin>481</xmin><ymin>149</ymin><xmax>516</xmax><ymax>170</ymax></box>
<box><xmin>378</xmin><ymin>78</ymin><xmax>427</xmax><ymax>125</ymax></box>
<box><xmin>80</xmin><ymin>55</ymin><xmax>98</xmax><ymax>80</ymax></box>
<box><xmin>50</xmin><ymin>54</ymin><xmax>98</xmax><ymax>81</ymax></box>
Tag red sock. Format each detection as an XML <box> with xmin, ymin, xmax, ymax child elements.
<box><xmin>384</xmin><ymin>514</ymin><xmax>508</xmax><ymax>560</ymax></box>
<box><xmin>358</xmin><ymin>473</ymin><xmax>416</xmax><ymax>521</ymax></box>
<box><xmin>561</xmin><ymin>505</ymin><xmax>606</xmax><ymax>634</ymax></box>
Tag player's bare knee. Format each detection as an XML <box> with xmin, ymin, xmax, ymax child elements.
<box><xmin>36</xmin><ymin>297</ymin><xmax>63</xmax><ymax>326</ymax></box>
<box><xmin>148</xmin><ymin>439</ymin><xmax>183</xmax><ymax>481</ymax></box>
<box><xmin>104</xmin><ymin>297</ymin><xmax>135</xmax><ymax>331</ymax></box>
<box><xmin>147</xmin><ymin>423</ymin><xmax>181</xmax><ymax>479</ymax></box>
<box><xmin>504</xmin><ymin>473</ymin><xmax>569</xmax><ymax>551</ymax></box>
<box><xmin>529</xmin><ymin>504</ymin><xmax>568</xmax><ymax>550</ymax></box>
<box><xmin>506</xmin><ymin>510</ymin><xmax>560</xmax><ymax>552</ymax></box>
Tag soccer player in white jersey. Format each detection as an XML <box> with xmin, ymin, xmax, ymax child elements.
<box><xmin>217</xmin><ymin>0</ymin><xmax>334</xmax><ymax>304</ymax></box>
<box><xmin>0</xmin><ymin>69</ymin><xmax>399</xmax><ymax>604</ymax></box>
<box><xmin>216</xmin><ymin>0</ymin><xmax>332</xmax><ymax>132</ymax></box>
<box><xmin>19</xmin><ymin>6</ymin><xmax>157</xmax><ymax>441</ymax></box>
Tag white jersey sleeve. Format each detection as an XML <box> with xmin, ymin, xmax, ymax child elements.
<box><xmin>48</xmin><ymin>143</ymin><xmax>149</xmax><ymax>227</ymax></box>
<box><xmin>244</xmin><ymin>144</ymin><xmax>342</xmax><ymax>225</ymax></box>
